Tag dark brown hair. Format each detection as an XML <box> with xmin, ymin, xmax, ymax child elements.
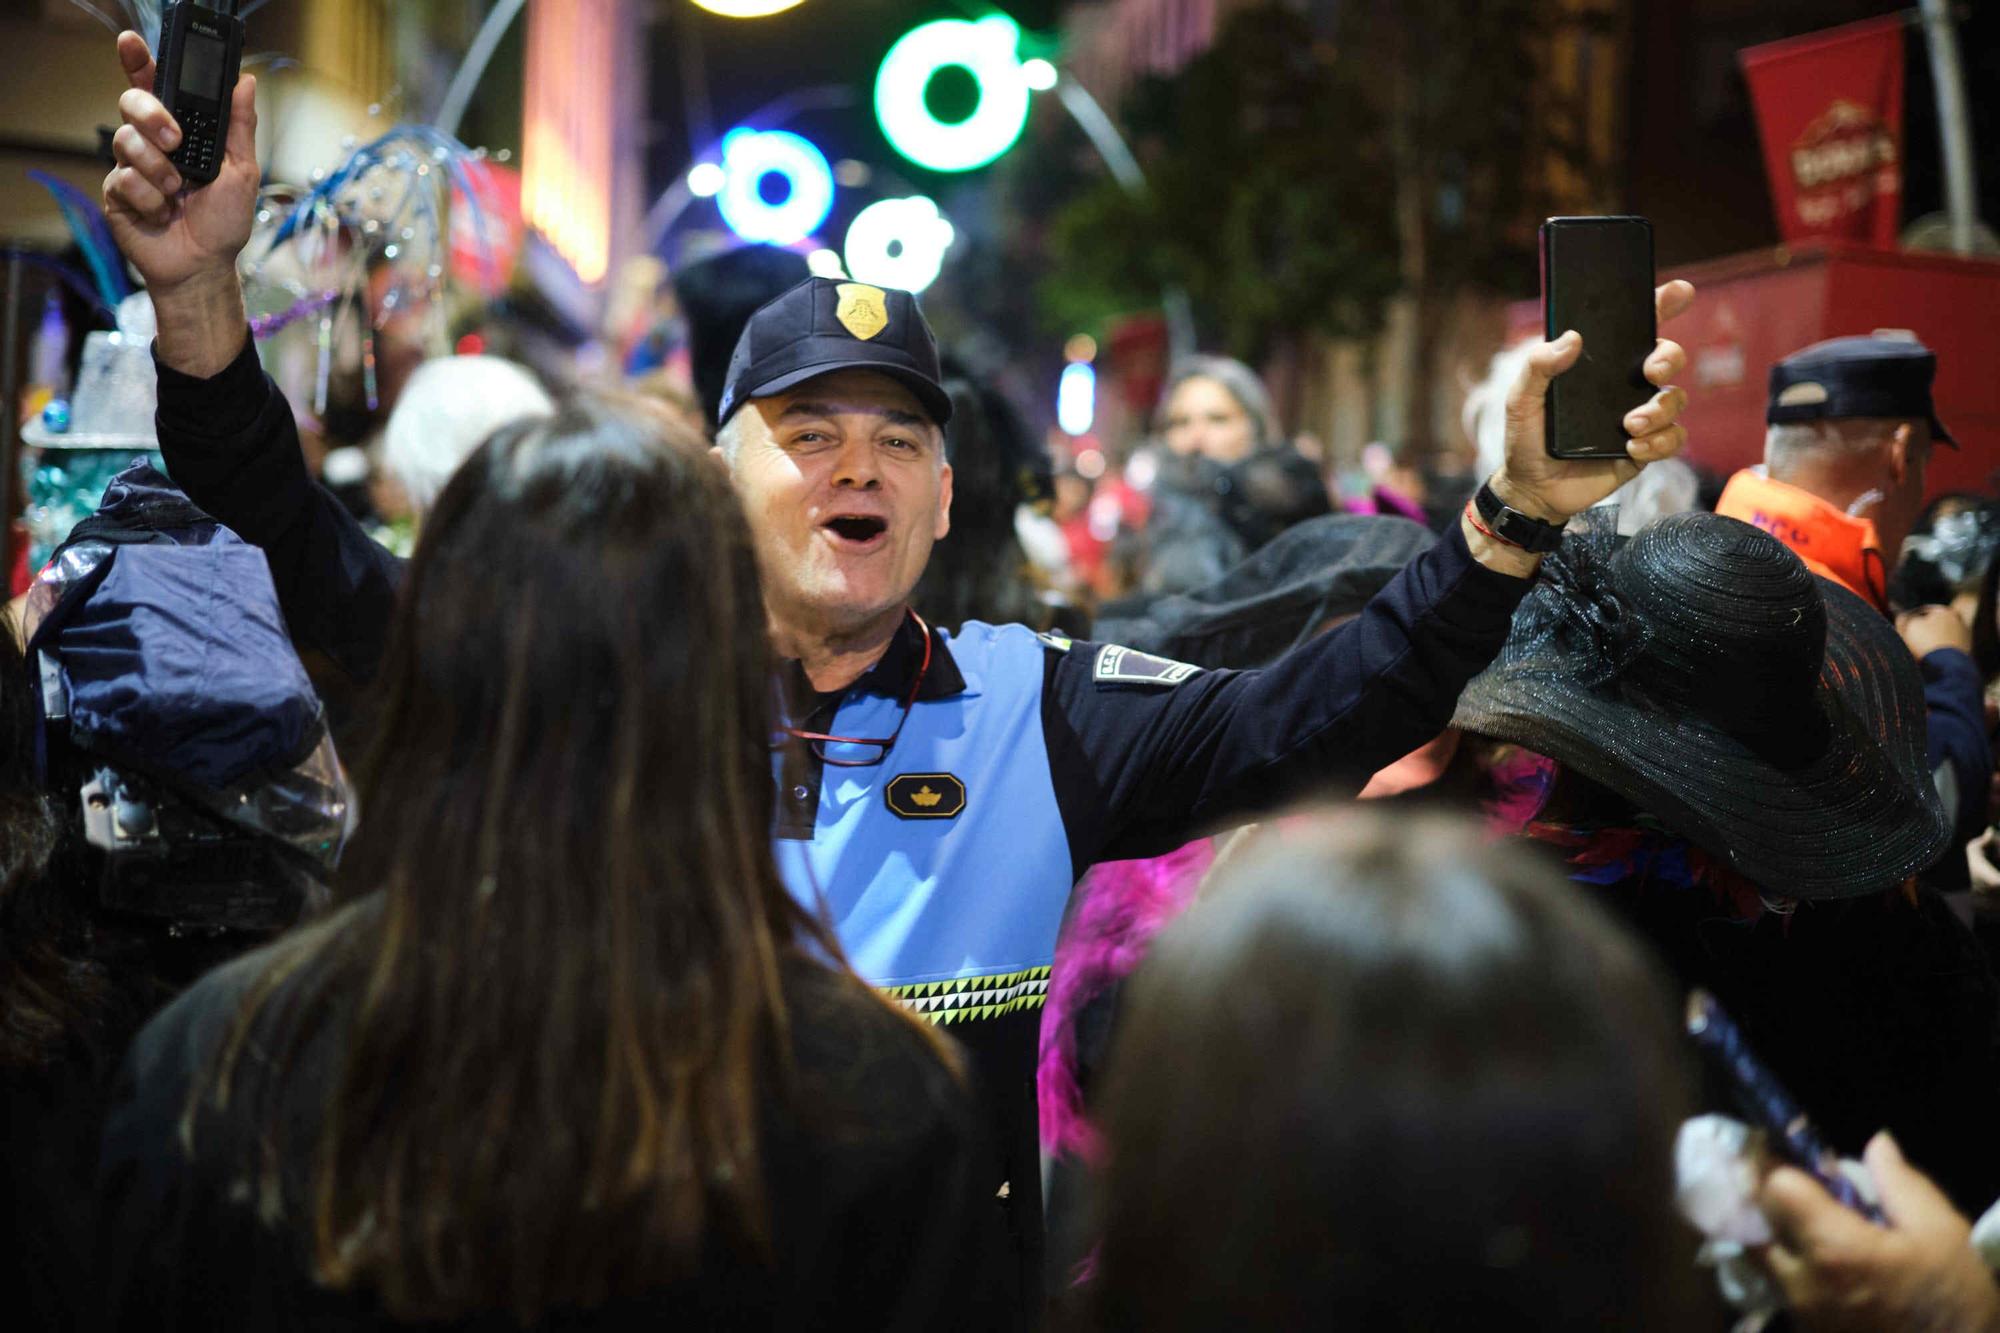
<box><xmin>0</xmin><ymin>607</ymin><xmax>108</xmax><ymax>1069</ymax></box>
<box><xmin>1089</xmin><ymin>810</ymin><xmax>1700</xmax><ymax>1331</ymax></box>
<box><xmin>206</xmin><ymin>394</ymin><xmax>909</xmax><ymax>1321</ymax></box>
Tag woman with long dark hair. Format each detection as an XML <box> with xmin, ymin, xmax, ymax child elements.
<box><xmin>0</xmin><ymin>603</ymin><xmax>127</xmax><ymax>1329</ymax></box>
<box><xmin>96</xmin><ymin>396</ymin><xmax>991</xmax><ymax>1329</ymax></box>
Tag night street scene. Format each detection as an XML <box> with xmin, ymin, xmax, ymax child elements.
<box><xmin>4</xmin><ymin>1</ymin><xmax>2000</xmax><ymax>1328</ymax></box>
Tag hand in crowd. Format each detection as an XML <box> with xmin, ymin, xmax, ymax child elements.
<box><xmin>1969</xmin><ymin>827</ymin><xmax>2000</xmax><ymax>893</ymax></box>
<box><xmin>1758</xmin><ymin>1131</ymin><xmax>2000</xmax><ymax>1333</ymax></box>
<box><xmin>1490</xmin><ymin>279</ymin><xmax>1695</xmax><ymax>527</ymax></box>
<box><xmin>103</xmin><ymin>31</ymin><xmax>259</xmax><ymax>290</ymax></box>
<box><xmin>1896</xmin><ymin>603</ymin><xmax>1974</xmax><ymax>663</ymax></box>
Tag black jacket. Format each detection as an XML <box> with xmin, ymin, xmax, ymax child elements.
<box><xmin>95</xmin><ymin>906</ymin><xmax>999</xmax><ymax>1331</ymax></box>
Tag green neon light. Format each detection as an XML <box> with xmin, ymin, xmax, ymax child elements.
<box><xmin>875</xmin><ymin>15</ymin><xmax>1031</xmax><ymax>173</ymax></box>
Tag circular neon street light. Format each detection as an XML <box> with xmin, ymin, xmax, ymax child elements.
<box><xmin>844</xmin><ymin>196</ymin><xmax>955</xmax><ymax>294</ymax></box>
<box><xmin>715</xmin><ymin>129</ymin><xmax>835</xmax><ymax>245</ymax></box>
<box><xmin>1021</xmin><ymin>58</ymin><xmax>1058</xmax><ymax>92</ymax></box>
<box><xmin>875</xmin><ymin>15</ymin><xmax>1033</xmax><ymax>173</ymax></box>
<box><xmin>689</xmin><ymin>1</ymin><xmax>808</xmax><ymax>17</ymax></box>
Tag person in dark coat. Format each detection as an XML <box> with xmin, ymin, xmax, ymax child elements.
<box><xmin>1455</xmin><ymin>510</ymin><xmax>2000</xmax><ymax>1213</ymax></box>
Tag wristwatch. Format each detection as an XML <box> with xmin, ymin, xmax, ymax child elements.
<box><xmin>1473</xmin><ymin>481</ymin><xmax>1567</xmax><ymax>554</ymax></box>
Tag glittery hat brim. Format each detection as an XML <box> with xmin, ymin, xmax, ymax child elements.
<box><xmin>19</xmin><ymin>421</ymin><xmax>159</xmax><ymax>450</ymax></box>
<box><xmin>1454</xmin><ymin>571</ymin><xmax>1950</xmax><ymax>899</ymax></box>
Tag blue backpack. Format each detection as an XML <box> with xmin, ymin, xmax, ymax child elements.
<box><xmin>24</xmin><ymin>464</ymin><xmax>350</xmax><ymax>932</ymax></box>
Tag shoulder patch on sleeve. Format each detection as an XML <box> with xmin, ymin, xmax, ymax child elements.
<box><xmin>1037</xmin><ymin>630</ymin><xmax>1074</xmax><ymax>653</ymax></box>
<box><xmin>1092</xmin><ymin>643</ymin><xmax>1202</xmax><ymax>688</ymax></box>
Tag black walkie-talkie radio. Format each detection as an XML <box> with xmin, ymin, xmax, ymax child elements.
<box><xmin>151</xmin><ymin>1</ymin><xmax>245</xmax><ymax>187</ymax></box>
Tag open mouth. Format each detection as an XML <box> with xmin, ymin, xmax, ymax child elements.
<box><xmin>823</xmin><ymin>515</ymin><xmax>889</xmax><ymax>546</ymax></box>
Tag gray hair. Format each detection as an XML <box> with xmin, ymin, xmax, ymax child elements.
<box><xmin>1463</xmin><ymin>340</ymin><xmax>1537</xmax><ymax>480</ymax></box>
<box><xmin>1594</xmin><ymin>457</ymin><xmax>1699</xmax><ymax>536</ymax></box>
<box><xmin>714</xmin><ymin>409</ymin><xmax>748</xmax><ymax>464</ymax></box>
<box><xmin>380</xmin><ymin>355</ymin><xmax>554</xmax><ymax>515</ymax></box>
<box><xmin>712</xmin><ymin>398</ymin><xmax>945</xmax><ymax>469</ymax></box>
<box><xmin>1160</xmin><ymin>355</ymin><xmax>1281</xmax><ymax>450</ymax></box>
<box><xmin>1765</xmin><ymin>417</ymin><xmax>1911</xmax><ymax>479</ymax></box>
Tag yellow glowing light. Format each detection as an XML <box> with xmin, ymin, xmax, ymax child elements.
<box><xmin>689</xmin><ymin>0</ymin><xmax>808</xmax><ymax>17</ymax></box>
<box><xmin>522</xmin><ymin>0</ymin><xmax>615</xmax><ymax>284</ymax></box>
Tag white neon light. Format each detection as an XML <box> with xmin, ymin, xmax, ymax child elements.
<box><xmin>686</xmin><ymin>162</ymin><xmax>726</xmax><ymax>197</ymax></box>
<box><xmin>1058</xmin><ymin>362</ymin><xmax>1096</xmax><ymax>436</ymax></box>
<box><xmin>843</xmin><ymin>196</ymin><xmax>956</xmax><ymax>294</ymax></box>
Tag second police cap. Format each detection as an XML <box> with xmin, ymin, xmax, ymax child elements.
<box><xmin>1767</xmin><ymin>334</ymin><xmax>1956</xmax><ymax>448</ymax></box>
<box><xmin>716</xmin><ymin>277</ymin><xmax>954</xmax><ymax>428</ymax></box>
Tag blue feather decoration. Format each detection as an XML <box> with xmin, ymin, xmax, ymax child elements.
<box><xmin>29</xmin><ymin>171</ymin><xmax>132</xmax><ymax>311</ymax></box>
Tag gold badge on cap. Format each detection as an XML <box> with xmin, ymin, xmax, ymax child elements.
<box><xmin>836</xmin><ymin>283</ymin><xmax>890</xmax><ymax>341</ymax></box>
<box><xmin>886</xmin><ymin>772</ymin><xmax>966</xmax><ymax>820</ymax></box>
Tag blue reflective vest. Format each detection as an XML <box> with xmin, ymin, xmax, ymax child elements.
<box><xmin>774</xmin><ymin>621</ymin><xmax>1068</xmax><ymax>1021</ymax></box>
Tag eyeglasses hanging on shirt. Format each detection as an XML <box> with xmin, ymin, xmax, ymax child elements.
<box><xmin>776</xmin><ymin>610</ymin><xmax>933</xmax><ymax>768</ymax></box>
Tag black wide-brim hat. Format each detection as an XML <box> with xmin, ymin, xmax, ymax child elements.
<box><xmin>1094</xmin><ymin>513</ymin><xmax>1434</xmax><ymax>669</ymax></box>
<box><xmin>1453</xmin><ymin>511</ymin><xmax>1948</xmax><ymax>898</ymax></box>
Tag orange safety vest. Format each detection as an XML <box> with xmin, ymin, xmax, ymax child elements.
<box><xmin>1714</xmin><ymin>470</ymin><xmax>1890</xmax><ymax>613</ymax></box>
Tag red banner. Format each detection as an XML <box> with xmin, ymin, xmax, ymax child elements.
<box><xmin>1740</xmin><ymin>15</ymin><xmax>1905</xmax><ymax>248</ymax></box>
<box><xmin>450</xmin><ymin>162</ymin><xmax>524</xmax><ymax>295</ymax></box>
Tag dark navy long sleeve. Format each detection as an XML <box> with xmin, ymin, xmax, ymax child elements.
<box><xmin>153</xmin><ymin>335</ymin><xmax>405</xmax><ymax>683</ymax></box>
<box><xmin>1922</xmin><ymin>647</ymin><xmax>1991</xmax><ymax>844</ymax></box>
<box><xmin>1041</xmin><ymin>522</ymin><xmax>1532</xmax><ymax>873</ymax></box>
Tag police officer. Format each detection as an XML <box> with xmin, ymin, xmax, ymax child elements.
<box><xmin>102</xmin><ymin>35</ymin><xmax>1693</xmax><ymax>1321</ymax></box>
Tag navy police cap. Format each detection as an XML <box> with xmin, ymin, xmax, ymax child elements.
<box><xmin>1767</xmin><ymin>334</ymin><xmax>1956</xmax><ymax>448</ymax></box>
<box><xmin>717</xmin><ymin>276</ymin><xmax>953</xmax><ymax>428</ymax></box>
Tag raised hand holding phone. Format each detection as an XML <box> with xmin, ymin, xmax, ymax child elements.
<box><xmin>1472</xmin><ymin>277</ymin><xmax>1692</xmax><ymax>565</ymax></box>
<box><xmin>1542</xmin><ymin>216</ymin><xmax>1660</xmax><ymax>461</ymax></box>
<box><xmin>1760</xmin><ymin>1132</ymin><xmax>2000</xmax><ymax>1333</ymax></box>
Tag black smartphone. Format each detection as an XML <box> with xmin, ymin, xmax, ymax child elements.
<box><xmin>1541</xmin><ymin>216</ymin><xmax>1657</xmax><ymax>461</ymax></box>
<box><xmin>152</xmin><ymin>2</ymin><xmax>245</xmax><ymax>187</ymax></box>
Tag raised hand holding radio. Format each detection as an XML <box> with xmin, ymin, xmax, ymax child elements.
<box><xmin>104</xmin><ymin>26</ymin><xmax>260</xmax><ymax>376</ymax></box>
<box><xmin>151</xmin><ymin>2</ymin><xmax>245</xmax><ymax>186</ymax></box>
